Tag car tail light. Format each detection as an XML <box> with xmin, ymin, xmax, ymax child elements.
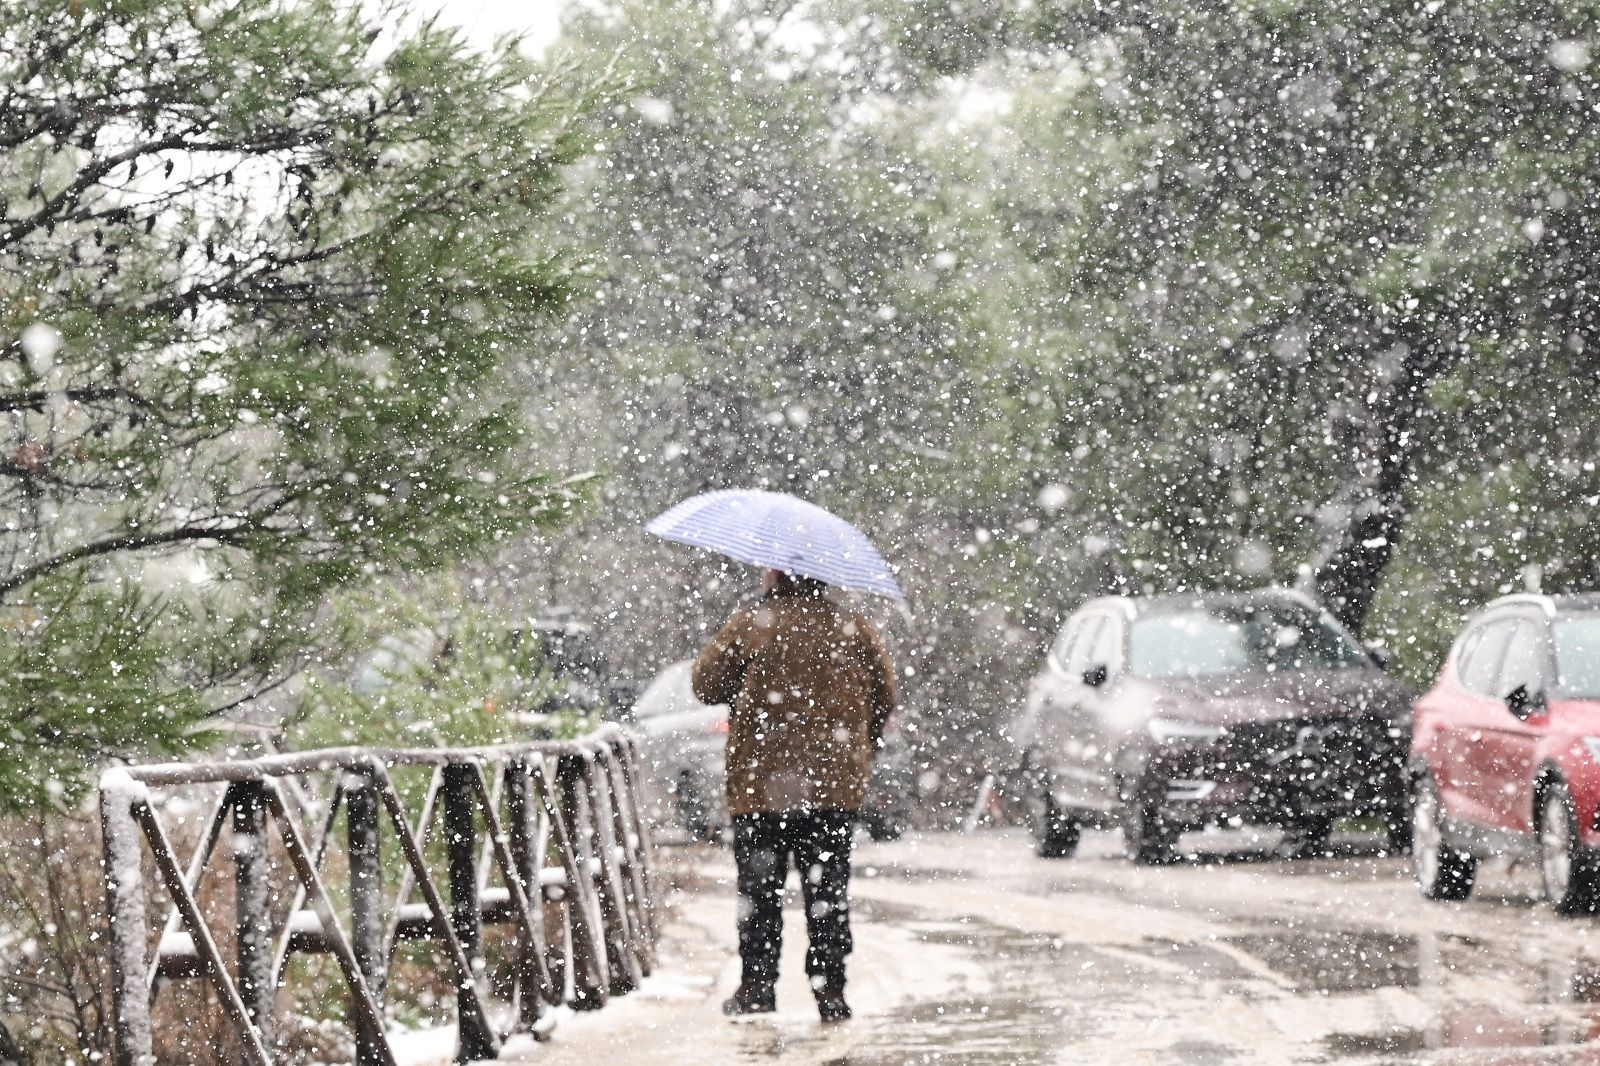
<box><xmin>707</xmin><ymin>718</ymin><xmax>728</xmax><ymax>734</ymax></box>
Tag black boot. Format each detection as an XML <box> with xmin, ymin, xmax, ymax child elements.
<box><xmin>722</xmin><ymin>984</ymin><xmax>776</xmax><ymax>1016</ymax></box>
<box><xmin>814</xmin><ymin>983</ymin><xmax>851</xmax><ymax>1023</ymax></box>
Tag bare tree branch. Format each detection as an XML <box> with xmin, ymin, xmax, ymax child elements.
<box><xmin>0</xmin><ymin>510</ymin><xmax>287</xmax><ymax>597</ymax></box>
<box><xmin>0</xmin><ymin>385</ymin><xmax>147</xmax><ymax>414</ymax></box>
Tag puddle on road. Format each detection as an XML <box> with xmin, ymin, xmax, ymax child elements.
<box><xmin>1224</xmin><ymin>928</ymin><xmax>1419</xmax><ymax>992</ymax></box>
<box><xmin>1163</xmin><ymin>1039</ymin><xmax>1244</xmax><ymax>1065</ymax></box>
<box><xmin>761</xmin><ymin>916</ymin><xmax>1260</xmax><ymax>1066</ymax></box>
<box><xmin>1309</xmin><ymin>935</ymin><xmax>1600</xmax><ymax>1059</ymax></box>
<box><xmin>1123</xmin><ymin>937</ymin><xmax>1257</xmax><ymax>983</ymax></box>
<box><xmin>849</xmin><ymin>896</ymin><xmax>927</xmax><ymax>925</ymax></box>
<box><xmin>1324</xmin><ymin>1004</ymin><xmax>1600</xmax><ymax>1060</ymax></box>
<box><xmin>1216</xmin><ymin>920</ymin><xmax>1600</xmax><ymax>1057</ymax></box>
<box><xmin>823</xmin><ymin>921</ymin><xmax>1078</xmax><ymax>1065</ymax></box>
<box><xmin>1322</xmin><ymin>1028</ymin><xmax>1428</xmax><ymax>1057</ymax></box>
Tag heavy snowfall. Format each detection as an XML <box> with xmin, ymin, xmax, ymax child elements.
<box><xmin>3</xmin><ymin>0</ymin><xmax>1600</xmax><ymax>1062</ymax></box>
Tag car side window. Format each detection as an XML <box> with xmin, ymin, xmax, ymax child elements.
<box><xmin>1498</xmin><ymin>620</ymin><xmax>1549</xmax><ymax>698</ymax></box>
<box><xmin>1085</xmin><ymin>615</ymin><xmax>1122</xmax><ymax>673</ymax></box>
<box><xmin>1452</xmin><ymin>626</ymin><xmax>1483</xmax><ymax>682</ymax></box>
<box><xmin>1049</xmin><ymin>618</ymin><xmax>1082</xmax><ymax>673</ymax></box>
<box><xmin>1065</xmin><ymin>617</ymin><xmax>1104</xmax><ymax>677</ymax></box>
<box><xmin>1460</xmin><ymin>620</ymin><xmax>1515</xmax><ymax>697</ymax></box>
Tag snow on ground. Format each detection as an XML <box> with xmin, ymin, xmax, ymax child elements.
<box><xmin>391</xmin><ymin>849</ymin><xmax>985</xmax><ymax>1065</ymax></box>
<box><xmin>500</xmin><ymin>886</ymin><xmax>988</xmax><ymax>1063</ymax></box>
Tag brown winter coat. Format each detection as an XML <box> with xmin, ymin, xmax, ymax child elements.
<box><xmin>692</xmin><ymin>589</ymin><xmax>897</xmax><ymax>816</ymax></box>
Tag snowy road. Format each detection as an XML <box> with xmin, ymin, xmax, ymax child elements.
<box><xmin>505</xmin><ymin>826</ymin><xmax>1600</xmax><ymax>1065</ymax></box>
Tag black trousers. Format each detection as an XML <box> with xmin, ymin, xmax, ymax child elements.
<box><xmin>732</xmin><ymin>810</ymin><xmax>855</xmax><ymax>994</ymax></box>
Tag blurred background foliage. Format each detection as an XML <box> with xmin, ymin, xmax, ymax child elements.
<box><xmin>283</xmin><ymin>580</ymin><xmax>577</xmax><ymax>753</ymax></box>
<box><xmin>3</xmin><ymin>0</ymin><xmax>1599</xmax><ymax>818</ymax></box>
<box><xmin>509</xmin><ymin>0</ymin><xmax>1600</xmax><ymax>800</ymax></box>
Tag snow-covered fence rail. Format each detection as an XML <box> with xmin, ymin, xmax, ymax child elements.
<box><xmin>98</xmin><ymin>725</ymin><xmax>658</xmax><ymax>1065</ymax></box>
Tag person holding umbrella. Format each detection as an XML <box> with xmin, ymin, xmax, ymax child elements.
<box><xmin>646</xmin><ymin>491</ymin><xmax>902</xmax><ymax>1023</ymax></box>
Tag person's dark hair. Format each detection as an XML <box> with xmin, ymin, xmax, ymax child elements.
<box><xmin>770</xmin><ymin>571</ymin><xmax>829</xmax><ymax>598</ymax></box>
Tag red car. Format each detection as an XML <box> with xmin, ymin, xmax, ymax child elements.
<box><xmin>1411</xmin><ymin>593</ymin><xmax>1600</xmax><ymax>911</ymax></box>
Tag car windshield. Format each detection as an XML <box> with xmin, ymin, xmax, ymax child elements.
<box><xmin>1554</xmin><ymin>615</ymin><xmax>1600</xmax><ymax>699</ymax></box>
<box><xmin>1130</xmin><ymin>603</ymin><xmax>1369</xmax><ymax>679</ymax></box>
<box><xmin>631</xmin><ymin>662</ymin><xmax>704</xmax><ymax>718</ymax></box>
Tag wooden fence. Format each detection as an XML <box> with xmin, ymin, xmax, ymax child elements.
<box><xmin>98</xmin><ymin>725</ymin><xmax>657</xmax><ymax>1064</ymax></box>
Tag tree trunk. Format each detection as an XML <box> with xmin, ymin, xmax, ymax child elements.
<box><xmin>0</xmin><ymin>1017</ymin><xmax>26</xmax><ymax>1064</ymax></box>
<box><xmin>1305</xmin><ymin>332</ymin><xmax>1445</xmax><ymax>636</ymax></box>
<box><xmin>1306</xmin><ymin>479</ymin><xmax>1403</xmax><ymax>637</ymax></box>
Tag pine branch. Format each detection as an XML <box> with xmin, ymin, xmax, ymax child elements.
<box><xmin>0</xmin><ymin>512</ymin><xmax>280</xmax><ymax>597</ymax></box>
<box><xmin>0</xmin><ymin>385</ymin><xmax>145</xmax><ymax>414</ymax></box>
<box><xmin>0</xmin><ymin>132</ymin><xmax>188</xmax><ymax>249</ymax></box>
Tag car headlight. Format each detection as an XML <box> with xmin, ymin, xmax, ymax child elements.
<box><xmin>1147</xmin><ymin>717</ymin><xmax>1226</xmax><ymax>744</ymax></box>
<box><xmin>1582</xmin><ymin>737</ymin><xmax>1600</xmax><ymax>763</ymax></box>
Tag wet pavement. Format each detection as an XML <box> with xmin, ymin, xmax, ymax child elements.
<box><xmin>494</xmin><ymin>826</ymin><xmax>1600</xmax><ymax>1065</ymax></box>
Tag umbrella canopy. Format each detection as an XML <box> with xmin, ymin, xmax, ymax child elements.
<box><xmin>646</xmin><ymin>489</ymin><xmax>905</xmax><ymax>601</ymax></box>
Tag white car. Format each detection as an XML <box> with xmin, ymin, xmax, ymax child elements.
<box><xmin>631</xmin><ymin>660</ymin><xmax>730</xmax><ymax>840</ymax></box>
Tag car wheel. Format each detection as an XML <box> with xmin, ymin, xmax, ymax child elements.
<box><xmin>865</xmin><ymin>816</ymin><xmax>904</xmax><ymax>842</ymax></box>
<box><xmin>1538</xmin><ymin>779</ymin><xmax>1600</xmax><ymax>915</ymax></box>
<box><xmin>1026</xmin><ymin>780</ymin><xmax>1080</xmax><ymax>859</ymax></box>
<box><xmin>1412</xmin><ymin>772</ymin><xmax>1475</xmax><ymax>901</ymax></box>
<box><xmin>675</xmin><ymin>772</ymin><xmax>715</xmax><ymax>842</ymax></box>
<box><xmin>1282</xmin><ymin>817</ymin><xmax>1333</xmax><ymax>860</ymax></box>
<box><xmin>1381</xmin><ymin>801</ymin><xmax>1413</xmax><ymax>855</ymax></box>
<box><xmin>1121</xmin><ymin>776</ymin><xmax>1176</xmax><ymax>865</ymax></box>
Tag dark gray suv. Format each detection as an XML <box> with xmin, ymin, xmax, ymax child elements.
<box><xmin>1012</xmin><ymin>588</ymin><xmax>1413</xmax><ymax>863</ymax></box>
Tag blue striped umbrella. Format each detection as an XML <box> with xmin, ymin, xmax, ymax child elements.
<box><xmin>646</xmin><ymin>489</ymin><xmax>905</xmax><ymax>601</ymax></box>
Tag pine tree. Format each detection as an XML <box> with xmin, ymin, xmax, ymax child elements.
<box><xmin>0</xmin><ymin>0</ymin><xmax>606</xmax><ymax>808</ymax></box>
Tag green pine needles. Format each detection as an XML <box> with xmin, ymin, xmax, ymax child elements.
<box><xmin>0</xmin><ymin>0</ymin><xmax>610</xmax><ymax>809</ymax></box>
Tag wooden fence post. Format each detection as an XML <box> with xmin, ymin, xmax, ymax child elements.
<box><xmin>100</xmin><ymin>773</ymin><xmax>154</xmax><ymax>1066</ymax></box>
<box><xmin>505</xmin><ymin>760</ymin><xmax>548</xmax><ymax>1026</ymax></box>
<box><xmin>443</xmin><ymin>762</ymin><xmax>495</xmax><ymax>1061</ymax></box>
<box><xmin>231</xmin><ymin>781</ymin><xmax>274</xmax><ymax>1054</ymax></box>
<box><xmin>347</xmin><ymin>770</ymin><xmax>385</xmax><ymax>1065</ymax></box>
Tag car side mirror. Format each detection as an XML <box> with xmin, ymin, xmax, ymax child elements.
<box><xmin>1082</xmin><ymin>663</ymin><xmax>1109</xmax><ymax>688</ymax></box>
<box><xmin>1505</xmin><ymin>683</ymin><xmax>1546</xmax><ymax>720</ymax></box>
<box><xmin>1365</xmin><ymin>642</ymin><xmax>1391</xmax><ymax>670</ymax></box>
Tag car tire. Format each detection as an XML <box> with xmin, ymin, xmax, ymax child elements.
<box><xmin>1121</xmin><ymin>775</ymin><xmax>1176</xmax><ymax>865</ymax></box>
<box><xmin>1282</xmin><ymin>817</ymin><xmax>1333</xmax><ymax>860</ymax></box>
<box><xmin>675</xmin><ymin>773</ymin><xmax>717</xmax><ymax>843</ymax></box>
<box><xmin>1381</xmin><ymin>802</ymin><xmax>1414</xmax><ymax>856</ymax></box>
<box><xmin>1412</xmin><ymin>771</ymin><xmax>1475</xmax><ymax>901</ymax></box>
<box><xmin>1538</xmin><ymin>778</ymin><xmax>1600</xmax><ymax>915</ymax></box>
<box><xmin>1031</xmin><ymin>787</ymin><xmax>1081</xmax><ymax>859</ymax></box>
<box><xmin>865</xmin><ymin>816</ymin><xmax>904</xmax><ymax>842</ymax></box>
<box><xmin>1020</xmin><ymin>754</ymin><xmax>1080</xmax><ymax>859</ymax></box>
